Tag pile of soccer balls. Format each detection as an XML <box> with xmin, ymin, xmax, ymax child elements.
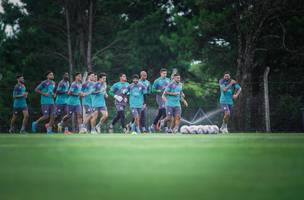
<box><xmin>180</xmin><ymin>125</ymin><xmax>219</xmax><ymax>134</ymax></box>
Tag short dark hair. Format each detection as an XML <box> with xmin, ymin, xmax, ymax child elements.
<box><xmin>74</xmin><ymin>72</ymin><xmax>81</xmax><ymax>78</ymax></box>
<box><xmin>160</xmin><ymin>68</ymin><xmax>167</xmax><ymax>72</ymax></box>
<box><xmin>119</xmin><ymin>73</ymin><xmax>126</xmax><ymax>77</ymax></box>
<box><xmin>16</xmin><ymin>74</ymin><xmax>23</xmax><ymax>79</ymax></box>
<box><xmin>173</xmin><ymin>73</ymin><xmax>180</xmax><ymax>77</ymax></box>
<box><xmin>45</xmin><ymin>70</ymin><xmax>53</xmax><ymax>77</ymax></box>
<box><xmin>224</xmin><ymin>71</ymin><xmax>230</xmax><ymax>75</ymax></box>
<box><xmin>88</xmin><ymin>71</ymin><xmax>94</xmax><ymax>76</ymax></box>
<box><xmin>98</xmin><ymin>73</ymin><xmax>107</xmax><ymax>79</ymax></box>
<box><xmin>132</xmin><ymin>74</ymin><xmax>139</xmax><ymax>79</ymax></box>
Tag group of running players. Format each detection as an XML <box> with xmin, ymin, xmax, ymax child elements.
<box><xmin>9</xmin><ymin>68</ymin><xmax>241</xmax><ymax>134</ymax></box>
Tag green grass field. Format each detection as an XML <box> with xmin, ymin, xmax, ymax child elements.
<box><xmin>0</xmin><ymin>133</ymin><xmax>304</xmax><ymax>200</ymax></box>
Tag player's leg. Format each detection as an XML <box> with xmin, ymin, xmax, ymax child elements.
<box><xmin>32</xmin><ymin>105</ymin><xmax>50</xmax><ymax>133</ymax></box>
<box><xmin>46</xmin><ymin>105</ymin><xmax>56</xmax><ymax>134</ymax></box>
<box><xmin>80</xmin><ymin>105</ymin><xmax>93</xmax><ymax>133</ymax></box>
<box><xmin>119</xmin><ymin>109</ymin><xmax>127</xmax><ymax>133</ymax></box>
<box><xmin>96</xmin><ymin>108</ymin><xmax>108</xmax><ymax>133</ymax></box>
<box><xmin>150</xmin><ymin>108</ymin><xmax>166</xmax><ymax>132</ymax></box>
<box><xmin>168</xmin><ymin>107</ymin><xmax>175</xmax><ymax>133</ymax></box>
<box><xmin>220</xmin><ymin>104</ymin><xmax>231</xmax><ymax>133</ymax></box>
<box><xmin>110</xmin><ymin>104</ymin><xmax>123</xmax><ymax>132</ymax></box>
<box><xmin>140</xmin><ymin>108</ymin><xmax>147</xmax><ymax>132</ymax></box>
<box><xmin>55</xmin><ymin>104</ymin><xmax>66</xmax><ymax>133</ymax></box>
<box><xmin>76</xmin><ymin>112</ymin><xmax>83</xmax><ymax>133</ymax></box>
<box><xmin>131</xmin><ymin>108</ymin><xmax>140</xmax><ymax>134</ymax></box>
<box><xmin>90</xmin><ymin>110</ymin><xmax>98</xmax><ymax>133</ymax></box>
<box><xmin>173</xmin><ymin>107</ymin><xmax>182</xmax><ymax>133</ymax></box>
<box><xmin>60</xmin><ymin>105</ymin><xmax>74</xmax><ymax>134</ymax></box>
<box><xmin>9</xmin><ymin>110</ymin><xmax>18</xmax><ymax>133</ymax></box>
<box><xmin>20</xmin><ymin>108</ymin><xmax>29</xmax><ymax>133</ymax></box>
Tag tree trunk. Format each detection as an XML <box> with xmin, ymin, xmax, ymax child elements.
<box><xmin>234</xmin><ymin>37</ymin><xmax>255</xmax><ymax>131</ymax></box>
<box><xmin>86</xmin><ymin>0</ymin><xmax>93</xmax><ymax>72</ymax></box>
<box><xmin>65</xmin><ymin>6</ymin><xmax>73</xmax><ymax>81</ymax></box>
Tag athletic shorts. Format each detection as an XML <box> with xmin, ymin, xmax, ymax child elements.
<box><xmin>67</xmin><ymin>105</ymin><xmax>82</xmax><ymax>115</ymax></box>
<box><xmin>13</xmin><ymin>107</ymin><xmax>28</xmax><ymax>115</ymax></box>
<box><xmin>166</xmin><ymin>106</ymin><xmax>181</xmax><ymax>117</ymax></box>
<box><xmin>221</xmin><ymin>104</ymin><xmax>233</xmax><ymax>114</ymax></box>
<box><xmin>56</xmin><ymin>104</ymin><xmax>67</xmax><ymax>115</ymax></box>
<box><xmin>131</xmin><ymin>108</ymin><xmax>142</xmax><ymax>118</ymax></box>
<box><xmin>41</xmin><ymin>104</ymin><xmax>56</xmax><ymax>117</ymax></box>
<box><xmin>93</xmin><ymin>106</ymin><xmax>107</xmax><ymax>113</ymax></box>
<box><xmin>115</xmin><ymin>104</ymin><xmax>126</xmax><ymax>112</ymax></box>
<box><xmin>83</xmin><ymin>105</ymin><xmax>93</xmax><ymax>114</ymax></box>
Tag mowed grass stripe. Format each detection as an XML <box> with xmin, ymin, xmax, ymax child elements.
<box><xmin>0</xmin><ymin>134</ymin><xmax>303</xmax><ymax>200</ymax></box>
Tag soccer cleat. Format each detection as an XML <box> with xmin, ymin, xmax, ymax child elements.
<box><xmin>108</xmin><ymin>124</ymin><xmax>114</xmax><ymax>133</ymax></box>
<box><xmin>166</xmin><ymin>128</ymin><xmax>173</xmax><ymax>134</ymax></box>
<box><xmin>91</xmin><ymin>130</ymin><xmax>97</xmax><ymax>134</ymax></box>
<box><xmin>220</xmin><ymin>127</ymin><xmax>229</xmax><ymax>134</ymax></box>
<box><xmin>123</xmin><ymin>128</ymin><xmax>128</xmax><ymax>134</ymax></box>
<box><xmin>96</xmin><ymin>124</ymin><xmax>101</xmax><ymax>133</ymax></box>
<box><xmin>57</xmin><ymin>122</ymin><xmax>63</xmax><ymax>133</ymax></box>
<box><xmin>64</xmin><ymin>129</ymin><xmax>72</xmax><ymax>135</ymax></box>
<box><xmin>79</xmin><ymin>127</ymin><xmax>87</xmax><ymax>134</ymax></box>
<box><xmin>149</xmin><ymin>125</ymin><xmax>155</xmax><ymax>133</ymax></box>
<box><xmin>160</xmin><ymin>120</ymin><xmax>165</xmax><ymax>130</ymax></box>
<box><xmin>47</xmin><ymin>127</ymin><xmax>53</xmax><ymax>134</ymax></box>
<box><xmin>9</xmin><ymin>128</ymin><xmax>14</xmax><ymax>134</ymax></box>
<box><xmin>173</xmin><ymin>128</ymin><xmax>179</xmax><ymax>134</ymax></box>
<box><xmin>32</xmin><ymin>122</ymin><xmax>37</xmax><ymax>133</ymax></box>
<box><xmin>142</xmin><ymin>127</ymin><xmax>147</xmax><ymax>133</ymax></box>
<box><xmin>20</xmin><ymin>130</ymin><xmax>27</xmax><ymax>134</ymax></box>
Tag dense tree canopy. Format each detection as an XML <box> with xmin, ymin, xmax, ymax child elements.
<box><xmin>0</xmin><ymin>0</ymin><xmax>303</xmax><ymax>132</ymax></box>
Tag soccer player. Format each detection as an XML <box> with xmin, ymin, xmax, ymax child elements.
<box><xmin>80</xmin><ymin>72</ymin><xmax>95</xmax><ymax>133</ymax></box>
<box><xmin>127</xmin><ymin>74</ymin><xmax>147</xmax><ymax>134</ymax></box>
<box><xmin>162</xmin><ymin>73</ymin><xmax>188</xmax><ymax>133</ymax></box>
<box><xmin>92</xmin><ymin>73</ymin><xmax>108</xmax><ymax>133</ymax></box>
<box><xmin>9</xmin><ymin>74</ymin><xmax>29</xmax><ymax>133</ymax></box>
<box><xmin>150</xmin><ymin>68</ymin><xmax>170</xmax><ymax>132</ymax></box>
<box><xmin>109</xmin><ymin>73</ymin><xmax>129</xmax><ymax>133</ymax></box>
<box><xmin>32</xmin><ymin>71</ymin><xmax>56</xmax><ymax>133</ymax></box>
<box><xmin>138</xmin><ymin>70</ymin><xmax>151</xmax><ymax>132</ymax></box>
<box><xmin>219</xmin><ymin>72</ymin><xmax>242</xmax><ymax>133</ymax></box>
<box><xmin>58</xmin><ymin>72</ymin><xmax>83</xmax><ymax>134</ymax></box>
<box><xmin>55</xmin><ymin>72</ymin><xmax>70</xmax><ymax>132</ymax></box>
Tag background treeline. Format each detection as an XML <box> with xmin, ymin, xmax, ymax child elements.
<box><xmin>0</xmin><ymin>0</ymin><xmax>304</xmax><ymax>132</ymax></box>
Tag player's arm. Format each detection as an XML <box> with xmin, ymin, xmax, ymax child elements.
<box><xmin>233</xmin><ymin>84</ymin><xmax>242</xmax><ymax>99</ymax></box>
<box><xmin>35</xmin><ymin>82</ymin><xmax>49</xmax><ymax>96</ymax></box>
<box><xmin>152</xmin><ymin>80</ymin><xmax>162</xmax><ymax>94</ymax></box>
<box><xmin>223</xmin><ymin>80</ymin><xmax>236</xmax><ymax>92</ymax></box>
<box><xmin>109</xmin><ymin>84</ymin><xmax>116</xmax><ymax>97</ymax></box>
<box><xmin>13</xmin><ymin>87</ymin><xmax>27</xmax><ymax>98</ymax></box>
<box><xmin>180</xmin><ymin>92</ymin><xmax>188</xmax><ymax>107</ymax></box>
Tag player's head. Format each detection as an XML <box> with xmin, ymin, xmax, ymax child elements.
<box><xmin>98</xmin><ymin>73</ymin><xmax>107</xmax><ymax>82</ymax></box>
<box><xmin>63</xmin><ymin>72</ymin><xmax>69</xmax><ymax>81</ymax></box>
<box><xmin>223</xmin><ymin>71</ymin><xmax>231</xmax><ymax>81</ymax></box>
<box><xmin>45</xmin><ymin>71</ymin><xmax>54</xmax><ymax>80</ymax></box>
<box><xmin>119</xmin><ymin>73</ymin><xmax>127</xmax><ymax>82</ymax></box>
<box><xmin>88</xmin><ymin>72</ymin><xmax>95</xmax><ymax>81</ymax></box>
<box><xmin>160</xmin><ymin>68</ymin><xmax>167</xmax><ymax>78</ymax></box>
<box><xmin>140</xmin><ymin>71</ymin><xmax>147</xmax><ymax>80</ymax></box>
<box><xmin>132</xmin><ymin>74</ymin><xmax>139</xmax><ymax>84</ymax></box>
<box><xmin>16</xmin><ymin>74</ymin><xmax>24</xmax><ymax>83</ymax></box>
<box><xmin>74</xmin><ymin>72</ymin><xmax>82</xmax><ymax>81</ymax></box>
<box><xmin>94</xmin><ymin>74</ymin><xmax>98</xmax><ymax>82</ymax></box>
<box><xmin>173</xmin><ymin>73</ymin><xmax>181</xmax><ymax>83</ymax></box>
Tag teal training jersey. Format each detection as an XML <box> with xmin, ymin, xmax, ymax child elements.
<box><xmin>82</xmin><ymin>81</ymin><xmax>94</xmax><ymax>106</ymax></box>
<box><xmin>36</xmin><ymin>80</ymin><xmax>55</xmax><ymax>105</ymax></box>
<box><xmin>92</xmin><ymin>82</ymin><xmax>107</xmax><ymax>108</ymax></box>
<box><xmin>219</xmin><ymin>79</ymin><xmax>241</xmax><ymax>105</ymax></box>
<box><xmin>110</xmin><ymin>81</ymin><xmax>129</xmax><ymax>105</ymax></box>
<box><xmin>67</xmin><ymin>81</ymin><xmax>82</xmax><ymax>106</ymax></box>
<box><xmin>139</xmin><ymin>79</ymin><xmax>151</xmax><ymax>94</ymax></box>
<box><xmin>164</xmin><ymin>81</ymin><xmax>183</xmax><ymax>107</ymax></box>
<box><xmin>55</xmin><ymin>79</ymin><xmax>70</xmax><ymax>105</ymax></box>
<box><xmin>152</xmin><ymin>77</ymin><xmax>170</xmax><ymax>93</ymax></box>
<box><xmin>13</xmin><ymin>83</ymin><xmax>27</xmax><ymax>108</ymax></box>
<box><xmin>128</xmin><ymin>83</ymin><xmax>147</xmax><ymax>108</ymax></box>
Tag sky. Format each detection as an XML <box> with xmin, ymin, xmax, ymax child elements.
<box><xmin>0</xmin><ymin>0</ymin><xmax>22</xmax><ymax>13</ymax></box>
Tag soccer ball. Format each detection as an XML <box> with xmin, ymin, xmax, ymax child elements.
<box><xmin>180</xmin><ymin>125</ymin><xmax>190</xmax><ymax>134</ymax></box>
<box><xmin>188</xmin><ymin>125</ymin><xmax>197</xmax><ymax>134</ymax></box>
<box><xmin>210</xmin><ymin>125</ymin><xmax>219</xmax><ymax>134</ymax></box>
